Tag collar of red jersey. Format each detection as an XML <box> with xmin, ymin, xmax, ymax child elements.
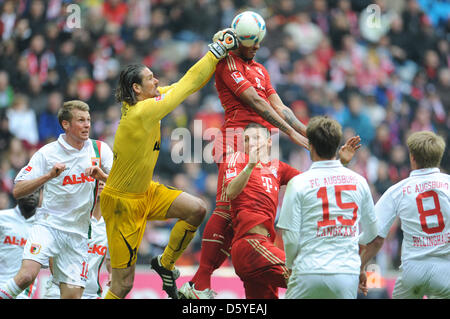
<box><xmin>57</xmin><ymin>134</ymin><xmax>91</xmax><ymax>152</ymax></box>
<box><xmin>310</xmin><ymin>160</ymin><xmax>342</xmax><ymax>169</ymax></box>
<box><xmin>410</xmin><ymin>167</ymin><xmax>440</xmax><ymax>176</ymax></box>
<box><xmin>230</xmin><ymin>51</ymin><xmax>255</xmax><ymax>64</ymax></box>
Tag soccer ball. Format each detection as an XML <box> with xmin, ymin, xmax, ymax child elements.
<box><xmin>231</xmin><ymin>11</ymin><xmax>266</xmax><ymax>47</ymax></box>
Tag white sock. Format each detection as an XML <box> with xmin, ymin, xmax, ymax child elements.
<box><xmin>0</xmin><ymin>279</ymin><xmax>22</xmax><ymax>299</ymax></box>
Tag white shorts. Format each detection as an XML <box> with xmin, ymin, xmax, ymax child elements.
<box><xmin>285</xmin><ymin>273</ymin><xmax>359</xmax><ymax>299</ymax></box>
<box><xmin>42</xmin><ymin>276</ymin><xmax>100</xmax><ymax>299</ymax></box>
<box><xmin>23</xmin><ymin>224</ymin><xmax>88</xmax><ymax>288</ymax></box>
<box><xmin>41</xmin><ymin>277</ymin><xmax>60</xmax><ymax>299</ymax></box>
<box><xmin>393</xmin><ymin>257</ymin><xmax>450</xmax><ymax>299</ymax></box>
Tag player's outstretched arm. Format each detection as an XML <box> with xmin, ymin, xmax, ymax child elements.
<box><xmin>239</xmin><ymin>87</ymin><xmax>309</xmax><ymax>149</ymax></box>
<box><xmin>13</xmin><ymin>163</ymin><xmax>66</xmax><ymax>199</ymax></box>
<box><xmin>268</xmin><ymin>94</ymin><xmax>307</xmax><ymax>137</ymax></box>
<box><xmin>139</xmin><ymin>30</ymin><xmax>238</xmax><ymax>122</ymax></box>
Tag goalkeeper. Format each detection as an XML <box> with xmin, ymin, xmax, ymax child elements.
<box><xmin>100</xmin><ymin>30</ymin><xmax>238</xmax><ymax>299</ymax></box>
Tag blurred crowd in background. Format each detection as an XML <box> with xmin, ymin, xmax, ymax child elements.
<box><xmin>0</xmin><ymin>0</ymin><xmax>449</xmax><ymax>278</ymax></box>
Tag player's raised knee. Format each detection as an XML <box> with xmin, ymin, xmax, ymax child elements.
<box><xmin>167</xmin><ymin>192</ymin><xmax>207</xmax><ymax>225</ymax></box>
<box><xmin>190</xmin><ymin>197</ymin><xmax>207</xmax><ymax>226</ymax></box>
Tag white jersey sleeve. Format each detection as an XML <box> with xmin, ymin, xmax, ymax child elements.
<box><xmin>278</xmin><ymin>176</ymin><xmax>302</xmax><ymax>232</ymax></box>
<box><xmin>358</xmin><ymin>179</ymin><xmax>378</xmax><ymax>245</ymax></box>
<box><xmin>375</xmin><ymin>185</ymin><xmax>400</xmax><ymax>238</ymax></box>
<box><xmin>278</xmin><ymin>177</ymin><xmax>302</xmax><ymax>269</ymax></box>
<box><xmin>99</xmin><ymin>141</ymin><xmax>113</xmax><ymax>174</ymax></box>
<box><xmin>15</xmin><ymin>150</ymin><xmax>47</xmax><ymax>183</ymax></box>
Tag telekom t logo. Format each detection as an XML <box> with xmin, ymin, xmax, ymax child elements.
<box><xmin>261</xmin><ymin>176</ymin><xmax>273</xmax><ymax>193</ymax></box>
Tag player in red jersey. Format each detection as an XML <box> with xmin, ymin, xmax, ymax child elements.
<box><xmin>225</xmin><ymin>123</ymin><xmax>299</xmax><ymax>299</ymax></box>
<box><xmin>223</xmin><ymin>123</ymin><xmax>359</xmax><ymax>299</ymax></box>
<box><xmin>179</xmin><ymin>27</ymin><xmax>310</xmax><ymax>298</ymax></box>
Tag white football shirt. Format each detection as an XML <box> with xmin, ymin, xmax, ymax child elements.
<box><xmin>0</xmin><ymin>207</ymin><xmax>37</xmax><ymax>298</ymax></box>
<box><xmin>0</xmin><ymin>207</ymin><xmax>34</xmax><ymax>283</ymax></box>
<box><xmin>277</xmin><ymin>160</ymin><xmax>377</xmax><ymax>275</ymax></box>
<box><xmin>15</xmin><ymin>134</ymin><xmax>113</xmax><ymax>238</ymax></box>
<box><xmin>375</xmin><ymin>168</ymin><xmax>449</xmax><ymax>264</ymax></box>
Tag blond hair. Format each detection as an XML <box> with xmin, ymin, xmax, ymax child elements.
<box><xmin>57</xmin><ymin>100</ymin><xmax>90</xmax><ymax>129</ymax></box>
<box><xmin>407</xmin><ymin>131</ymin><xmax>446</xmax><ymax>168</ymax></box>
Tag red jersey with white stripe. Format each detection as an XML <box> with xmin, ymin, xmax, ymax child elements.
<box><xmin>215</xmin><ymin>52</ymin><xmax>277</xmax><ymax>130</ymax></box>
<box><xmin>224</xmin><ymin>152</ymin><xmax>300</xmax><ymax>243</ymax></box>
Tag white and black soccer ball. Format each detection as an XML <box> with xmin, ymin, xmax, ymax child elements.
<box><xmin>231</xmin><ymin>11</ymin><xmax>266</xmax><ymax>47</ymax></box>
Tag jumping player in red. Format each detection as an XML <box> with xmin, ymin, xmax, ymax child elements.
<box><xmin>179</xmin><ymin>24</ymin><xmax>309</xmax><ymax>298</ymax></box>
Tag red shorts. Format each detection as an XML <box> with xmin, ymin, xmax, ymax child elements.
<box><xmin>231</xmin><ymin>234</ymin><xmax>289</xmax><ymax>299</ymax></box>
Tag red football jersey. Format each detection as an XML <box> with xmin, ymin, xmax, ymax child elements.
<box><xmin>215</xmin><ymin>52</ymin><xmax>277</xmax><ymax>130</ymax></box>
<box><xmin>224</xmin><ymin>152</ymin><xmax>301</xmax><ymax>243</ymax></box>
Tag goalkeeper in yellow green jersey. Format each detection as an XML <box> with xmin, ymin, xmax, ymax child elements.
<box><xmin>100</xmin><ymin>30</ymin><xmax>238</xmax><ymax>299</ymax></box>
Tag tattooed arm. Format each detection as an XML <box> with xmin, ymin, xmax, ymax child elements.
<box><xmin>268</xmin><ymin>93</ymin><xmax>307</xmax><ymax>137</ymax></box>
<box><xmin>239</xmin><ymin>87</ymin><xmax>309</xmax><ymax>149</ymax></box>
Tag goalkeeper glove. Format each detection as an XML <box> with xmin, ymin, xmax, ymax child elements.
<box><xmin>208</xmin><ymin>28</ymin><xmax>238</xmax><ymax>59</ymax></box>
